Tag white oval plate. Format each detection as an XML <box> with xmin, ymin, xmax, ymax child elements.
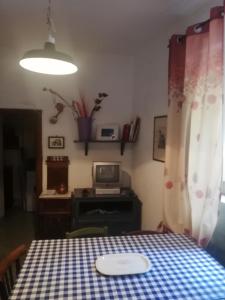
<box><xmin>95</xmin><ymin>253</ymin><xmax>151</xmax><ymax>275</ymax></box>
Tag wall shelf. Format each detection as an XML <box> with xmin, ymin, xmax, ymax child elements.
<box><xmin>73</xmin><ymin>140</ymin><xmax>135</xmax><ymax>156</ymax></box>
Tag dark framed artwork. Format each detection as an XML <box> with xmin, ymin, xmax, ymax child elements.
<box><xmin>48</xmin><ymin>136</ymin><xmax>65</xmax><ymax>149</ymax></box>
<box><xmin>153</xmin><ymin>115</ymin><xmax>167</xmax><ymax>162</ymax></box>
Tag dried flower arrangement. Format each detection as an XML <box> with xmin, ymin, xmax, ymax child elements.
<box><xmin>43</xmin><ymin>87</ymin><xmax>108</xmax><ymax>124</ymax></box>
<box><xmin>90</xmin><ymin>92</ymin><xmax>108</xmax><ymax>117</ymax></box>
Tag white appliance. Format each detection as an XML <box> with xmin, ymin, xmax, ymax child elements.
<box><xmin>26</xmin><ymin>171</ymin><xmax>36</xmax><ymax>212</ymax></box>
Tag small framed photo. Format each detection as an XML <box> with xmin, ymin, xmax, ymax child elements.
<box><xmin>48</xmin><ymin>136</ymin><xmax>65</xmax><ymax>149</ymax></box>
<box><xmin>153</xmin><ymin>115</ymin><xmax>167</xmax><ymax>162</ymax></box>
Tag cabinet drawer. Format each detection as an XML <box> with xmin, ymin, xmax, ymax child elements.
<box><xmin>39</xmin><ymin>198</ymin><xmax>71</xmax><ymax>213</ymax></box>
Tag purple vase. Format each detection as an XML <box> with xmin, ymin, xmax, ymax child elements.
<box><xmin>77</xmin><ymin>117</ymin><xmax>92</xmax><ymax>141</ymax></box>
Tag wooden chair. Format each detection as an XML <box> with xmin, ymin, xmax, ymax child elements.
<box><xmin>125</xmin><ymin>230</ymin><xmax>166</xmax><ymax>236</ymax></box>
<box><xmin>0</xmin><ymin>244</ymin><xmax>27</xmax><ymax>300</ymax></box>
<box><xmin>65</xmin><ymin>226</ymin><xmax>108</xmax><ymax>239</ymax></box>
<box><xmin>126</xmin><ymin>222</ymin><xmax>174</xmax><ymax>236</ymax></box>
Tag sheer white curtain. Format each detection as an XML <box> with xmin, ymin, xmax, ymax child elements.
<box><xmin>163</xmin><ymin>6</ymin><xmax>224</xmax><ymax>246</ymax></box>
<box><xmin>222</xmin><ymin>1</ymin><xmax>225</xmax><ymax>204</ymax></box>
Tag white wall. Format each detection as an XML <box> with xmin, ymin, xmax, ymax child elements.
<box><xmin>0</xmin><ymin>51</ymin><xmax>134</xmax><ymax>192</ymax></box>
<box><xmin>132</xmin><ymin>1</ymin><xmax>222</xmax><ymax>230</ymax></box>
<box><xmin>132</xmin><ymin>40</ymin><xmax>168</xmax><ymax>230</ymax></box>
<box><xmin>0</xmin><ymin>1</ymin><xmax>222</xmax><ymax>220</ymax></box>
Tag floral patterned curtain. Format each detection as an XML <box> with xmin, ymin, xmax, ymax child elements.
<box><xmin>163</xmin><ymin>6</ymin><xmax>224</xmax><ymax>246</ymax></box>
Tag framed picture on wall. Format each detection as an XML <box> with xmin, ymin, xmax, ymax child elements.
<box><xmin>48</xmin><ymin>136</ymin><xmax>65</xmax><ymax>149</ymax></box>
<box><xmin>153</xmin><ymin>115</ymin><xmax>167</xmax><ymax>162</ymax></box>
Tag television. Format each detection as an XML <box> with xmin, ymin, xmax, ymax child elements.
<box><xmin>92</xmin><ymin>162</ymin><xmax>121</xmax><ymax>194</ymax></box>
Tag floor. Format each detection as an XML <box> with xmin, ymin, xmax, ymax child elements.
<box><xmin>0</xmin><ymin>209</ymin><xmax>35</xmax><ymax>259</ymax></box>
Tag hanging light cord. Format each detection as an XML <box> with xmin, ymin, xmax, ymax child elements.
<box><xmin>46</xmin><ymin>0</ymin><xmax>56</xmax><ymax>43</ymax></box>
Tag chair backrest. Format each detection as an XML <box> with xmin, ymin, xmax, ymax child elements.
<box><xmin>0</xmin><ymin>244</ymin><xmax>27</xmax><ymax>300</ymax></box>
<box><xmin>127</xmin><ymin>222</ymin><xmax>174</xmax><ymax>236</ymax></box>
<box><xmin>65</xmin><ymin>226</ymin><xmax>108</xmax><ymax>239</ymax></box>
<box><xmin>125</xmin><ymin>230</ymin><xmax>166</xmax><ymax>236</ymax></box>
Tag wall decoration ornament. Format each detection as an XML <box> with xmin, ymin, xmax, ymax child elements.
<box><xmin>43</xmin><ymin>87</ymin><xmax>108</xmax><ymax>124</ymax></box>
<box><xmin>153</xmin><ymin>115</ymin><xmax>167</xmax><ymax>162</ymax></box>
<box><xmin>43</xmin><ymin>87</ymin><xmax>108</xmax><ymax>141</ymax></box>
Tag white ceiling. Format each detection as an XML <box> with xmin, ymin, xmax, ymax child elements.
<box><xmin>0</xmin><ymin>0</ymin><xmax>221</xmax><ymax>55</ymax></box>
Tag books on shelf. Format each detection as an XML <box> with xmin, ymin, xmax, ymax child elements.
<box><xmin>122</xmin><ymin>117</ymin><xmax>140</xmax><ymax>142</ymax></box>
<box><xmin>132</xmin><ymin>117</ymin><xmax>141</xmax><ymax>142</ymax></box>
<box><xmin>122</xmin><ymin>123</ymin><xmax>131</xmax><ymax>142</ymax></box>
<box><xmin>129</xmin><ymin>121</ymin><xmax>134</xmax><ymax>141</ymax></box>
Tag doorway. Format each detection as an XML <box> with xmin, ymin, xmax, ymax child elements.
<box><xmin>0</xmin><ymin>109</ymin><xmax>42</xmax><ymax>217</ymax></box>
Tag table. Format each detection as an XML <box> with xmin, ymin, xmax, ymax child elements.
<box><xmin>10</xmin><ymin>234</ymin><xmax>225</xmax><ymax>300</ymax></box>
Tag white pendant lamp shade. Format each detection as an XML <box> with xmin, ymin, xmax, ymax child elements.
<box><xmin>19</xmin><ymin>0</ymin><xmax>78</xmax><ymax>75</ymax></box>
<box><xmin>20</xmin><ymin>42</ymin><xmax>78</xmax><ymax>75</ymax></box>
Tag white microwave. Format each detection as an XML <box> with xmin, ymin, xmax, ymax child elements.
<box><xmin>96</xmin><ymin>124</ymin><xmax>119</xmax><ymax>141</ymax></box>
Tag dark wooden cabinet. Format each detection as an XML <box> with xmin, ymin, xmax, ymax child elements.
<box><xmin>37</xmin><ymin>193</ymin><xmax>72</xmax><ymax>239</ymax></box>
<box><xmin>36</xmin><ymin>156</ymin><xmax>71</xmax><ymax>239</ymax></box>
<box><xmin>72</xmin><ymin>188</ymin><xmax>142</xmax><ymax>235</ymax></box>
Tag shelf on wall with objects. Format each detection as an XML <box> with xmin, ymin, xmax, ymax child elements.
<box><xmin>74</xmin><ymin>116</ymin><xmax>140</xmax><ymax>156</ymax></box>
<box><xmin>73</xmin><ymin>140</ymin><xmax>135</xmax><ymax>156</ymax></box>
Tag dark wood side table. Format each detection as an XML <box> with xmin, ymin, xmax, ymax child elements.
<box><xmin>37</xmin><ymin>192</ymin><xmax>72</xmax><ymax>239</ymax></box>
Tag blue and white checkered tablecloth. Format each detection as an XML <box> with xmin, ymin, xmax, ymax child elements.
<box><xmin>10</xmin><ymin>234</ymin><xmax>225</xmax><ymax>300</ymax></box>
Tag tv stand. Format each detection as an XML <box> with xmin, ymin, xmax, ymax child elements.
<box><xmin>72</xmin><ymin>188</ymin><xmax>142</xmax><ymax>235</ymax></box>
